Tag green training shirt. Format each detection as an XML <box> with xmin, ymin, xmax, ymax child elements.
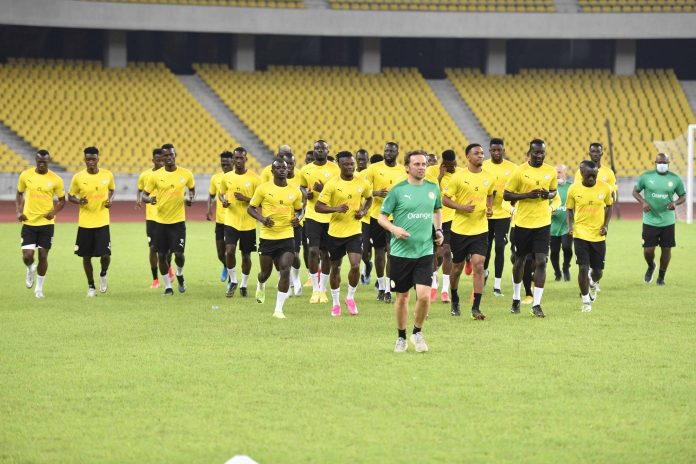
<box><xmin>381</xmin><ymin>179</ymin><xmax>442</xmax><ymax>259</ymax></box>
<box><xmin>551</xmin><ymin>181</ymin><xmax>571</xmax><ymax>236</ymax></box>
<box><xmin>634</xmin><ymin>170</ymin><xmax>685</xmax><ymax>227</ymax></box>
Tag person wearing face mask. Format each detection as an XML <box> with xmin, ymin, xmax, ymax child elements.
<box><xmin>550</xmin><ymin>164</ymin><xmax>573</xmax><ymax>282</ymax></box>
<box><xmin>632</xmin><ymin>153</ymin><xmax>686</xmax><ymax>286</ymax></box>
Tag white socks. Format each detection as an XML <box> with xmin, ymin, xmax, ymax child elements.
<box><xmin>431</xmin><ymin>272</ymin><xmax>438</xmax><ymax>289</ymax></box>
<box><xmin>275</xmin><ymin>290</ymin><xmax>290</xmax><ymax>313</ymax></box>
<box><xmin>257</xmin><ymin>280</ymin><xmax>265</xmax><ymax>290</ymax></box>
<box><xmin>347</xmin><ymin>285</ymin><xmax>357</xmax><ymax>300</ymax></box>
<box><xmin>36</xmin><ymin>275</ymin><xmax>45</xmax><ymax>292</ymax></box>
<box><xmin>378</xmin><ymin>276</ymin><xmax>387</xmax><ymax>291</ymax></box>
<box><xmin>320</xmin><ymin>273</ymin><xmax>329</xmax><ymax>292</ymax></box>
<box><xmin>311</xmin><ymin>273</ymin><xmax>320</xmax><ymax>292</ymax></box>
<box><xmin>533</xmin><ymin>287</ymin><xmax>544</xmax><ymax>306</ymax></box>
<box><xmin>176</xmin><ymin>266</ymin><xmax>184</xmax><ymax>277</ymax></box>
<box><xmin>228</xmin><ymin>267</ymin><xmax>238</xmax><ymax>284</ymax></box>
<box><xmin>162</xmin><ymin>274</ymin><xmax>172</xmax><ymax>289</ymax></box>
<box><xmin>512</xmin><ymin>282</ymin><xmax>521</xmax><ymax>300</ymax></box>
<box><xmin>241</xmin><ymin>273</ymin><xmax>249</xmax><ymax>287</ymax></box>
<box><xmin>494</xmin><ymin>277</ymin><xmax>502</xmax><ymax>290</ymax></box>
<box><xmin>442</xmin><ymin>274</ymin><xmax>450</xmax><ymax>293</ymax></box>
<box><xmin>581</xmin><ymin>293</ymin><xmax>591</xmax><ymax>303</ymax></box>
<box><xmin>331</xmin><ymin>288</ymin><xmax>340</xmax><ymax>306</ymax></box>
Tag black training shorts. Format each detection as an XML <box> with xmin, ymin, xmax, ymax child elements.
<box><xmin>389</xmin><ymin>254</ymin><xmax>433</xmax><ymax>293</ymax></box>
<box><xmin>328</xmin><ymin>233</ymin><xmax>363</xmax><ymax>262</ymax></box>
<box><xmin>574</xmin><ymin>238</ymin><xmax>606</xmax><ymax>270</ymax></box>
<box><xmin>450</xmin><ymin>231</ymin><xmax>488</xmax><ymax>263</ymax></box>
<box><xmin>75</xmin><ymin>225</ymin><xmax>111</xmax><ymax>257</ymax></box>
<box><xmin>642</xmin><ymin>223</ymin><xmax>676</xmax><ymax>248</ymax></box>
<box><xmin>224</xmin><ymin>225</ymin><xmax>257</xmax><ymax>254</ymax></box>
<box><xmin>155</xmin><ymin>221</ymin><xmax>186</xmax><ymax>254</ymax></box>
<box><xmin>259</xmin><ymin>238</ymin><xmax>295</xmax><ymax>260</ymax></box>
<box><xmin>511</xmin><ymin>225</ymin><xmax>550</xmax><ymax>257</ymax></box>
<box><xmin>21</xmin><ymin>224</ymin><xmax>54</xmax><ymax>250</ymax></box>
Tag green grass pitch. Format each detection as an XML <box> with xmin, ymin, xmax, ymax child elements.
<box><xmin>1</xmin><ymin>220</ymin><xmax>695</xmax><ymax>463</ymax></box>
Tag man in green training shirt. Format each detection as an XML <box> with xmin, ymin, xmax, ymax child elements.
<box><xmin>550</xmin><ymin>164</ymin><xmax>573</xmax><ymax>282</ymax></box>
<box><xmin>632</xmin><ymin>153</ymin><xmax>685</xmax><ymax>286</ymax></box>
<box><xmin>379</xmin><ymin>150</ymin><xmax>444</xmax><ymax>354</ymax></box>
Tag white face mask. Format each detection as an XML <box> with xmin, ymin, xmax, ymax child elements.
<box><xmin>656</xmin><ymin>163</ymin><xmax>669</xmax><ymax>174</ymax></box>
<box><xmin>557</xmin><ymin>178</ymin><xmax>565</xmax><ymax>185</ymax></box>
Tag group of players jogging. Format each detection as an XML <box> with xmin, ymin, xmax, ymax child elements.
<box><xmin>16</xmin><ymin>138</ymin><xmax>686</xmax><ymax>352</ymax></box>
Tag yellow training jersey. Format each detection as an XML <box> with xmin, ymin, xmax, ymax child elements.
<box><xmin>504</xmin><ymin>163</ymin><xmax>558</xmax><ymax>229</ymax></box>
<box><xmin>260</xmin><ymin>164</ymin><xmax>273</xmax><ymax>184</ymax></box>
<box><xmin>366</xmin><ymin>161</ymin><xmax>407</xmax><ymax>220</ymax></box>
<box><xmin>249</xmin><ymin>181</ymin><xmax>303</xmax><ymax>240</ymax></box>
<box><xmin>483</xmin><ymin>159</ymin><xmax>517</xmax><ymax>219</ymax></box>
<box><xmin>208</xmin><ymin>172</ymin><xmax>226</xmax><ymax>224</ymax></box>
<box><xmin>574</xmin><ymin>165</ymin><xmax>617</xmax><ymax>193</ymax></box>
<box><xmin>566</xmin><ymin>181</ymin><xmax>613</xmax><ymax>242</ymax></box>
<box><xmin>69</xmin><ymin>169</ymin><xmax>116</xmax><ymax>228</ymax></box>
<box><xmin>17</xmin><ymin>169</ymin><xmax>65</xmax><ymax>226</ymax></box>
<box><xmin>144</xmin><ymin>167</ymin><xmax>195</xmax><ymax>224</ymax></box>
<box><xmin>425</xmin><ymin>164</ymin><xmax>463</xmax><ymax>224</ymax></box>
<box><xmin>444</xmin><ymin>169</ymin><xmax>496</xmax><ymax>236</ymax></box>
<box><xmin>300</xmin><ymin>161</ymin><xmax>340</xmax><ymax>223</ymax></box>
<box><xmin>138</xmin><ymin>168</ymin><xmax>159</xmax><ymax>221</ymax></box>
<box><xmin>318</xmin><ymin>176</ymin><xmax>372</xmax><ymax>238</ymax></box>
<box><xmin>219</xmin><ymin>170</ymin><xmax>261</xmax><ymax>231</ymax></box>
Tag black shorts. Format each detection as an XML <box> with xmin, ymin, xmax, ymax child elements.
<box><xmin>642</xmin><ymin>223</ymin><xmax>676</xmax><ymax>248</ymax></box>
<box><xmin>215</xmin><ymin>222</ymin><xmax>224</xmax><ymax>242</ymax></box>
<box><xmin>146</xmin><ymin>220</ymin><xmax>157</xmax><ymax>248</ymax></box>
<box><xmin>21</xmin><ymin>224</ymin><xmax>54</xmax><ymax>250</ymax></box>
<box><xmin>389</xmin><ymin>254</ymin><xmax>433</xmax><ymax>293</ymax></box>
<box><xmin>304</xmin><ymin>218</ymin><xmax>329</xmax><ymax>249</ymax></box>
<box><xmin>450</xmin><ymin>231</ymin><xmax>488</xmax><ymax>263</ymax></box>
<box><xmin>259</xmin><ymin>238</ymin><xmax>295</xmax><ymax>259</ymax></box>
<box><xmin>293</xmin><ymin>226</ymin><xmax>303</xmax><ymax>253</ymax></box>
<box><xmin>155</xmin><ymin>221</ymin><xmax>186</xmax><ymax>254</ymax></box>
<box><xmin>361</xmin><ymin>222</ymin><xmax>371</xmax><ymax>251</ymax></box>
<box><xmin>75</xmin><ymin>225</ymin><xmax>111</xmax><ymax>257</ymax></box>
<box><xmin>328</xmin><ymin>233</ymin><xmax>363</xmax><ymax>262</ymax></box>
<box><xmin>574</xmin><ymin>238</ymin><xmax>606</xmax><ymax>269</ymax></box>
<box><xmin>511</xmin><ymin>225</ymin><xmax>550</xmax><ymax>257</ymax></box>
<box><xmin>224</xmin><ymin>226</ymin><xmax>257</xmax><ymax>253</ymax></box>
<box><xmin>369</xmin><ymin>217</ymin><xmax>388</xmax><ymax>248</ymax></box>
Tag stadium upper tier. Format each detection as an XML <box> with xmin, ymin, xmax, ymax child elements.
<box><xmin>579</xmin><ymin>0</ymin><xmax>694</xmax><ymax>12</ymax></box>
<box><xmin>88</xmin><ymin>0</ymin><xmax>304</xmax><ymax>7</ymax></box>
<box><xmin>0</xmin><ymin>143</ymin><xmax>28</xmax><ymax>173</ymax></box>
<box><xmin>446</xmin><ymin>68</ymin><xmax>695</xmax><ymax>176</ymax></box>
<box><xmin>329</xmin><ymin>0</ymin><xmax>555</xmax><ymax>12</ymax></box>
<box><xmin>194</xmin><ymin>64</ymin><xmax>469</xmax><ymax>166</ymax></box>
<box><xmin>0</xmin><ymin>59</ymin><xmax>255</xmax><ymax>174</ymax></box>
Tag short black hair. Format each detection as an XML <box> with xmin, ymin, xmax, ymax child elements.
<box><xmin>370</xmin><ymin>154</ymin><xmax>384</xmax><ymax>164</ymax></box>
<box><xmin>385</xmin><ymin>141</ymin><xmax>399</xmax><ymax>150</ymax></box>
<box><xmin>220</xmin><ymin>151</ymin><xmax>234</xmax><ymax>159</ymax></box>
<box><xmin>405</xmin><ymin>149</ymin><xmax>427</xmax><ymax>165</ymax></box>
<box><xmin>490</xmin><ymin>138</ymin><xmax>504</xmax><ymax>146</ymax></box>
<box><xmin>529</xmin><ymin>139</ymin><xmax>545</xmax><ymax>150</ymax></box>
<box><xmin>336</xmin><ymin>151</ymin><xmax>353</xmax><ymax>162</ymax></box>
<box><xmin>233</xmin><ymin>147</ymin><xmax>247</xmax><ymax>156</ymax></box>
<box><xmin>579</xmin><ymin>160</ymin><xmax>597</xmax><ymax>170</ymax></box>
<box><xmin>315</xmin><ymin>139</ymin><xmax>328</xmax><ymax>146</ymax></box>
<box><xmin>465</xmin><ymin>143</ymin><xmax>482</xmax><ymax>155</ymax></box>
<box><xmin>356</xmin><ymin>149</ymin><xmax>369</xmax><ymax>157</ymax></box>
<box><xmin>153</xmin><ymin>148</ymin><xmax>163</xmax><ymax>157</ymax></box>
<box><xmin>36</xmin><ymin>149</ymin><xmax>50</xmax><ymax>157</ymax></box>
<box><xmin>161</xmin><ymin>143</ymin><xmax>175</xmax><ymax>151</ymax></box>
<box><xmin>84</xmin><ymin>146</ymin><xmax>99</xmax><ymax>156</ymax></box>
<box><xmin>589</xmin><ymin>142</ymin><xmax>603</xmax><ymax>150</ymax></box>
<box><xmin>442</xmin><ymin>149</ymin><xmax>456</xmax><ymax>162</ymax></box>
<box><xmin>280</xmin><ymin>152</ymin><xmax>295</xmax><ymax>162</ymax></box>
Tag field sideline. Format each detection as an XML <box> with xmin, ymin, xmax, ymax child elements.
<box><xmin>1</xmin><ymin>220</ymin><xmax>694</xmax><ymax>463</ymax></box>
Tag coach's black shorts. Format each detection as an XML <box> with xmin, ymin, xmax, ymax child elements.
<box><xmin>450</xmin><ymin>231</ymin><xmax>488</xmax><ymax>263</ymax></box>
<box><xmin>146</xmin><ymin>220</ymin><xmax>157</xmax><ymax>248</ymax></box>
<box><xmin>511</xmin><ymin>225</ymin><xmax>550</xmax><ymax>257</ymax></box>
<box><xmin>574</xmin><ymin>238</ymin><xmax>606</xmax><ymax>269</ymax></box>
<box><xmin>224</xmin><ymin>225</ymin><xmax>257</xmax><ymax>253</ymax></box>
<box><xmin>642</xmin><ymin>223</ymin><xmax>676</xmax><ymax>248</ymax></box>
<box><xmin>389</xmin><ymin>254</ymin><xmax>433</xmax><ymax>293</ymax></box>
<box><xmin>259</xmin><ymin>238</ymin><xmax>295</xmax><ymax>259</ymax></box>
<box><xmin>369</xmin><ymin>217</ymin><xmax>387</xmax><ymax>248</ymax></box>
<box><xmin>304</xmin><ymin>218</ymin><xmax>329</xmax><ymax>249</ymax></box>
<box><xmin>215</xmin><ymin>222</ymin><xmax>224</xmax><ymax>242</ymax></box>
<box><xmin>75</xmin><ymin>225</ymin><xmax>111</xmax><ymax>257</ymax></box>
<box><xmin>155</xmin><ymin>221</ymin><xmax>186</xmax><ymax>254</ymax></box>
<box><xmin>21</xmin><ymin>224</ymin><xmax>54</xmax><ymax>250</ymax></box>
<box><xmin>328</xmin><ymin>233</ymin><xmax>363</xmax><ymax>262</ymax></box>
<box><xmin>293</xmin><ymin>226</ymin><xmax>303</xmax><ymax>254</ymax></box>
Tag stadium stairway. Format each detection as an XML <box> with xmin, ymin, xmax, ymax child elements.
<box><xmin>552</xmin><ymin>0</ymin><xmax>579</xmax><ymax>12</ymax></box>
<box><xmin>680</xmin><ymin>81</ymin><xmax>696</xmax><ymax>117</ymax></box>
<box><xmin>0</xmin><ymin>120</ymin><xmax>60</xmax><ymax>170</ymax></box>
<box><xmin>427</xmin><ymin>79</ymin><xmax>490</xmax><ymax>146</ymax></box>
<box><xmin>177</xmin><ymin>75</ymin><xmax>275</xmax><ymax>163</ymax></box>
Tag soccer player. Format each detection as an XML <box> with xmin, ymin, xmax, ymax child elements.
<box><xmin>206</xmin><ymin>151</ymin><xmax>234</xmax><ymax>283</ymax></box>
<box><xmin>219</xmin><ymin>147</ymin><xmax>261</xmax><ymax>298</ymax></box>
<box><xmin>141</xmin><ymin>144</ymin><xmax>195</xmax><ymax>296</ymax></box>
<box><xmin>16</xmin><ymin>149</ymin><xmax>66</xmax><ymax>298</ymax></box>
<box><xmin>260</xmin><ymin>145</ymin><xmax>292</xmax><ymax>183</ymax></box>
<box><xmin>248</xmin><ymin>158</ymin><xmax>303</xmax><ymax>318</ymax></box>
<box><xmin>482</xmin><ymin>138</ymin><xmax>517</xmax><ymax>296</ymax></box>
<box><xmin>632</xmin><ymin>152</ymin><xmax>686</xmax><ymax>285</ymax></box>
<box><xmin>427</xmin><ymin>153</ymin><xmax>438</xmax><ymax>166</ymax></box>
<box><xmin>355</xmin><ymin>148</ymin><xmax>373</xmax><ymax>285</ymax></box>
<box><xmin>366</xmin><ymin>142</ymin><xmax>407</xmax><ymax>303</ymax></box>
<box><xmin>425</xmin><ymin>149</ymin><xmax>461</xmax><ymax>303</ymax></box>
<box><xmin>137</xmin><ymin>148</ymin><xmax>167</xmax><ymax>288</ymax></box>
<box><xmin>442</xmin><ymin>144</ymin><xmax>495</xmax><ymax>319</ymax></box>
<box><xmin>280</xmin><ymin>151</ymin><xmax>307</xmax><ymax>296</ymax></box>
<box><xmin>68</xmin><ymin>147</ymin><xmax>115</xmax><ymax>297</ymax></box>
<box><xmin>316</xmin><ymin>151</ymin><xmax>372</xmax><ymax>316</ymax></box>
<box><xmin>567</xmin><ymin>160</ymin><xmax>613</xmax><ymax>312</ymax></box>
<box><xmin>503</xmin><ymin>139</ymin><xmax>558</xmax><ymax>317</ymax></box>
<box><xmin>300</xmin><ymin>139</ymin><xmax>340</xmax><ymax>304</ymax></box>
<box><xmin>575</xmin><ymin>143</ymin><xmax>617</xmax><ymax>198</ymax></box>
<box><xmin>379</xmin><ymin>150</ymin><xmax>443</xmax><ymax>353</ymax></box>
<box><xmin>549</xmin><ymin>164</ymin><xmax>573</xmax><ymax>282</ymax></box>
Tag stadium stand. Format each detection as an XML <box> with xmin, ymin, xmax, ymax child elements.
<box><xmin>194</xmin><ymin>64</ymin><xmax>470</xmax><ymax>166</ymax></box>
<box><xmin>0</xmin><ymin>58</ymin><xmax>256</xmax><ymax>174</ymax></box>
<box><xmin>446</xmin><ymin>68</ymin><xmax>695</xmax><ymax>176</ymax></box>
<box><xmin>579</xmin><ymin>0</ymin><xmax>695</xmax><ymax>13</ymax></box>
<box><xmin>329</xmin><ymin>0</ymin><xmax>555</xmax><ymax>12</ymax></box>
<box><xmin>88</xmin><ymin>0</ymin><xmax>304</xmax><ymax>7</ymax></box>
<box><xmin>0</xmin><ymin>142</ymin><xmax>28</xmax><ymax>173</ymax></box>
